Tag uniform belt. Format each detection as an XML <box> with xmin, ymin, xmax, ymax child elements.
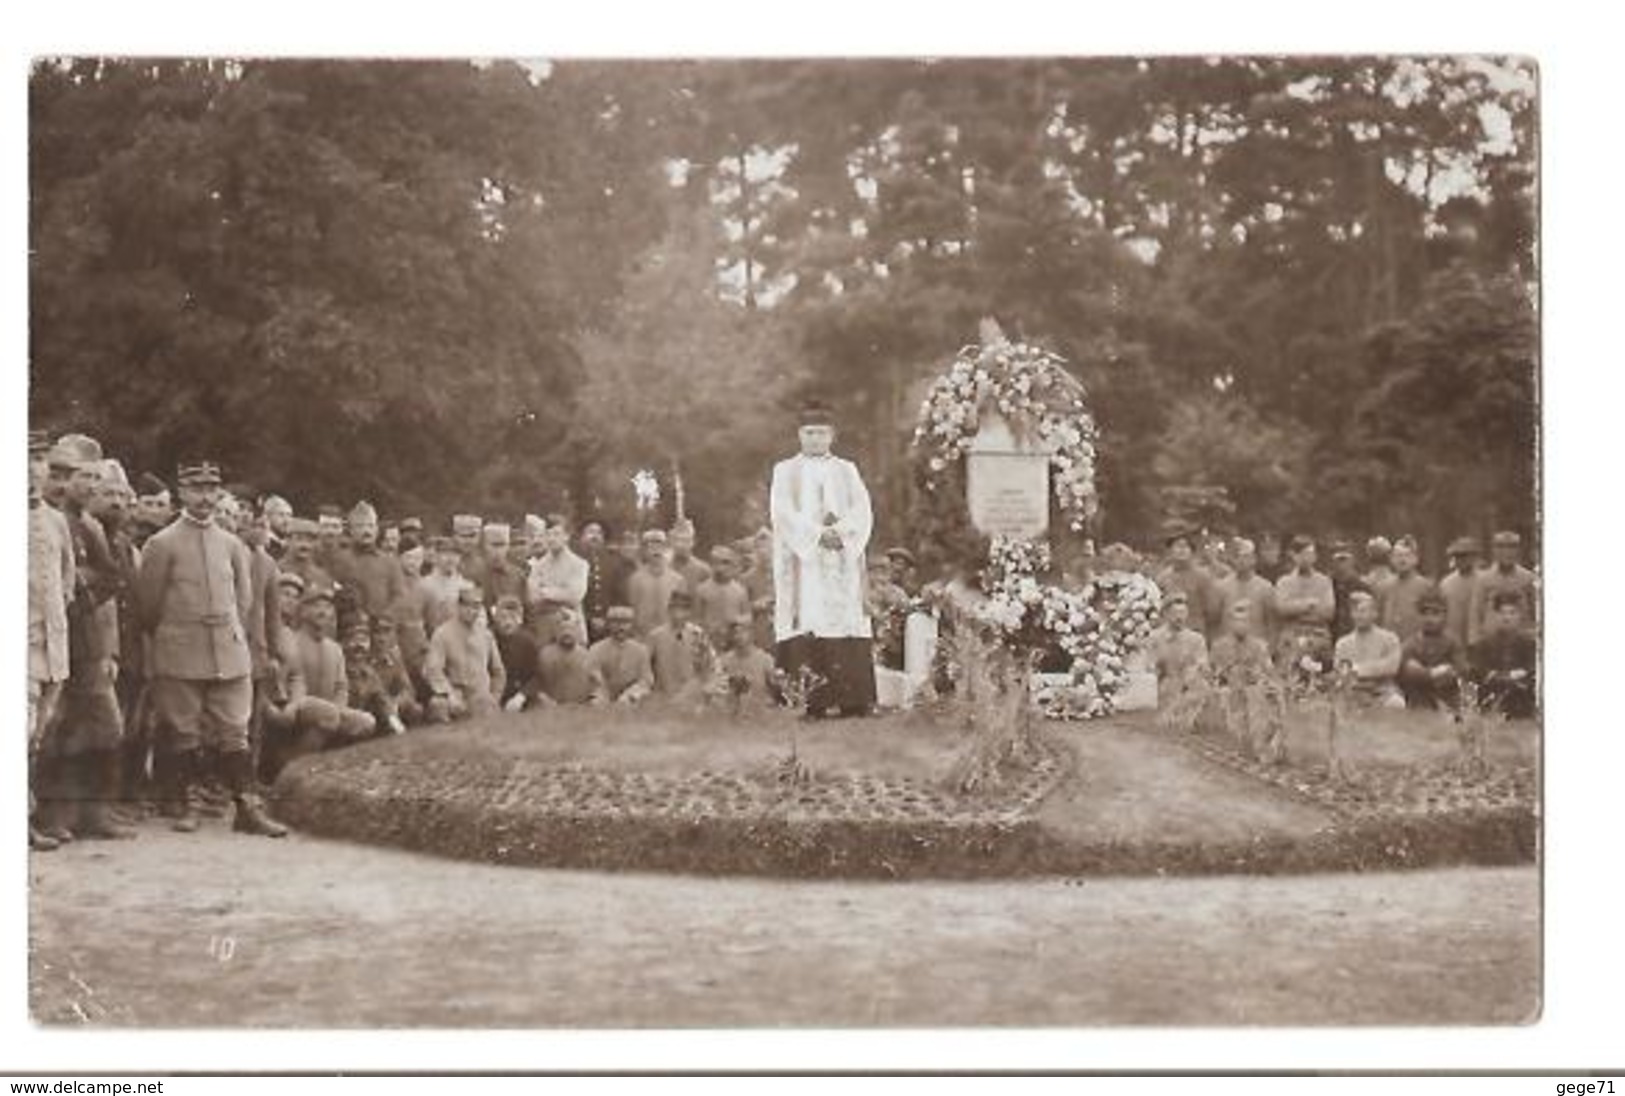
<box><xmin>168</xmin><ymin>612</ymin><xmax>239</xmax><ymax>626</ymax></box>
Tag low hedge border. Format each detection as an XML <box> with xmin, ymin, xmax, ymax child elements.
<box><xmin>272</xmin><ymin>730</ymin><xmax>1536</xmax><ymax>881</ymax></box>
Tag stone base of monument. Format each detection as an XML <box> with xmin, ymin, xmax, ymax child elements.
<box><xmin>270</xmin><ymin>704</ymin><xmax>1537</xmax><ymax>881</ymax></box>
<box><xmin>1113</xmin><ymin>671</ymin><xmax>1159</xmax><ymax>713</ymax></box>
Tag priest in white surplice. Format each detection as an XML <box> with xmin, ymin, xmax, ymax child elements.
<box><xmin>769</xmin><ymin>400</ymin><xmax>878</xmax><ymax>717</ymax></box>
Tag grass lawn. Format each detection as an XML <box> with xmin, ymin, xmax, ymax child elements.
<box><xmin>349</xmin><ymin>703</ymin><xmax>982</xmax><ymax>785</ymax></box>
<box><xmin>1268</xmin><ymin>703</ymin><xmax>1540</xmax><ymax>772</ymax></box>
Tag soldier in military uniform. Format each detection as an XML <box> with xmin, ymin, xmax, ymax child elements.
<box><xmin>42</xmin><ymin>434</ymin><xmax>135</xmax><ymax>841</ymax></box>
<box><xmin>28</xmin><ymin>431</ymin><xmax>75</xmax><ymax>850</ymax></box>
<box><xmin>135</xmin><ymin>461</ymin><xmax>286</xmax><ymax>837</ymax></box>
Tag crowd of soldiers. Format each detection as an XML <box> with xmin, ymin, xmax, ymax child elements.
<box><xmin>25</xmin><ymin>428</ymin><xmax>1541</xmax><ymax>854</ymax></box>
<box><xmin>1141</xmin><ymin>529</ymin><xmax>1540</xmax><ymax>717</ymax></box>
<box><xmin>25</xmin><ymin>432</ymin><xmax>791</xmax><ymax>853</ymax></box>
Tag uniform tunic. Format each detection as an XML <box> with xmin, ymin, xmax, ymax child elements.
<box><xmin>135</xmin><ymin>513</ymin><xmax>257</xmax><ymax>752</ymax></box>
<box><xmin>586</xmin><ymin>637</ymin><xmax>654</xmax><ymax>703</ymax></box>
<box><xmin>419</xmin><ymin>571</ymin><xmax>466</xmax><ymax>636</ymax></box>
<box><xmin>1274</xmin><ymin>569</ymin><xmax>1335</xmax><ymax>659</ymax></box>
<box><xmin>536</xmin><ymin>644</ymin><xmax>601</xmax><ymax>705</ymax></box>
<box><xmin>424</xmin><ymin>617</ymin><xmax>505</xmax><ymax>714</ymax></box>
<box><xmin>281</xmin><ymin>556</ymin><xmax>336</xmax><ymax>597</ymax></box>
<box><xmin>525</xmin><ymin>549</ymin><xmax>590</xmax><ymax>645</ymax></box>
<box><xmin>1468</xmin><ymin>564</ymin><xmax>1538</xmax><ymax>645</ymax></box>
<box><xmin>494</xmin><ymin>628</ymin><xmax>541</xmax><ymax>705</ymax></box>
<box><xmin>1377</xmin><ymin>572</ymin><xmax>1435</xmax><ymax>645</ymax></box>
<box><xmin>647</xmin><ymin>622</ymin><xmax>713</xmax><ymax>696</ymax></box>
<box><xmin>28</xmin><ymin>502</ymin><xmax>74</xmax><ymax>686</ymax></box>
<box><xmin>1468</xmin><ymin>628</ymin><xmax>1538</xmax><ymax>718</ymax></box>
<box><xmin>716</xmin><ymin>644</ymin><xmax>777</xmax><ymax>700</ymax></box>
<box><xmin>672</xmin><ymin>554</ymin><xmax>713</xmax><ymax>598</ymax></box>
<box><xmin>1157</xmin><ymin>564</ymin><xmax>1220</xmax><ymax>639</ymax></box>
<box><xmin>1212</xmin><ymin>572</ymin><xmax>1277</xmax><ymax>646</ymax></box>
<box><xmin>1399</xmin><ymin>631</ymin><xmax>1465</xmax><ymax>710</ymax></box>
<box><xmin>694</xmin><ymin>577</ymin><xmax>752</xmax><ymax>644</ymax></box>
<box><xmin>1150</xmin><ymin>625</ymin><xmax>1208</xmax><ymax>687</ymax></box>
<box><xmin>1333</xmin><ymin>625</ymin><xmax>1403</xmax><ymax>698</ymax></box>
<box><xmin>627</xmin><ymin>565</ymin><xmax>686</xmax><ymax>638</ymax></box>
<box><xmin>1438</xmin><ymin>568</ymin><xmax>1479</xmax><ymax>651</ymax></box>
<box><xmin>330</xmin><ymin>544</ymin><xmax>405</xmax><ymax>623</ymax></box>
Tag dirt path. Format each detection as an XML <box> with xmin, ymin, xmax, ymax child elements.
<box><xmin>29</xmin><ymin>828</ymin><xmax>1539</xmax><ymax>1027</ymax></box>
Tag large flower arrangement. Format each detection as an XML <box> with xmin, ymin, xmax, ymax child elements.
<box><xmin>914</xmin><ymin>334</ymin><xmax>1100</xmax><ymax>532</ymax></box>
<box><xmin>907</xmin><ymin>324</ymin><xmax>1158</xmax><ymax>719</ymax></box>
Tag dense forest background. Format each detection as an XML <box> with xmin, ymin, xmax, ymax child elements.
<box><xmin>29</xmin><ymin>57</ymin><xmax>1538</xmax><ymax>565</ymax></box>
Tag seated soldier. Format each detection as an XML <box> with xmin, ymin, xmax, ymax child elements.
<box><xmin>262</xmin><ymin>587</ymin><xmax>378</xmax><ymax>780</ymax></box>
<box><xmin>1150</xmin><ymin>592</ymin><xmax>1209</xmax><ymax>704</ymax></box>
<box><xmin>1332</xmin><ymin>590</ymin><xmax>1405</xmax><ymax>709</ymax></box>
<box><xmin>1469</xmin><ymin>590</ymin><xmax>1538</xmax><ymax>719</ymax></box>
<box><xmin>369</xmin><ymin>613</ymin><xmax>423</xmax><ymax>727</ymax></box>
<box><xmin>712</xmin><ymin>615</ymin><xmax>778</xmax><ymax>708</ymax></box>
<box><xmin>490</xmin><ymin>594</ymin><xmax>541</xmax><ymax>712</ymax></box>
<box><xmin>423</xmin><ymin>582</ymin><xmax>506</xmax><ymax>723</ymax></box>
<box><xmin>1208</xmin><ymin>600</ymin><xmax>1274</xmax><ymax>688</ymax></box>
<box><xmin>587</xmin><ymin>605</ymin><xmax>654</xmax><ymax>706</ymax></box>
<box><xmin>1398</xmin><ymin>589</ymin><xmax>1466</xmax><ymax>712</ymax></box>
<box><xmin>647</xmin><ymin>589</ymin><xmax>714</xmax><ymax>699</ymax></box>
<box><xmin>342</xmin><ymin>615</ymin><xmax>410</xmax><ymax>735</ymax></box>
<box><xmin>534</xmin><ymin>609</ymin><xmax>601</xmax><ymax>706</ymax></box>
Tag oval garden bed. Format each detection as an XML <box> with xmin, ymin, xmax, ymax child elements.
<box><xmin>271</xmin><ymin>705</ymin><xmax>1537</xmax><ymax>880</ymax></box>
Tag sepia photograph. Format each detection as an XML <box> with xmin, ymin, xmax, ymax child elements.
<box><xmin>22</xmin><ymin>51</ymin><xmax>1541</xmax><ymax>1033</ymax></box>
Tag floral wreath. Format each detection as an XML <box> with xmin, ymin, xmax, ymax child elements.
<box><xmin>909</xmin><ymin>323</ymin><xmax>1160</xmax><ymax>719</ymax></box>
<box><xmin>914</xmin><ymin>326</ymin><xmax>1101</xmax><ymax>532</ymax></box>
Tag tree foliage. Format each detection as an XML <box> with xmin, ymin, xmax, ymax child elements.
<box><xmin>31</xmin><ymin>56</ymin><xmax>1537</xmax><ymax>554</ymax></box>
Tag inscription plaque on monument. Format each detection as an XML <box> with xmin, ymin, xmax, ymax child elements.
<box><xmin>966</xmin><ymin>412</ymin><xmax>1050</xmax><ymax>539</ymax></box>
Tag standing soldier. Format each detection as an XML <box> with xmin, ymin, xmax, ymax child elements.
<box><xmin>135</xmin><ymin>461</ymin><xmax>286</xmax><ymax>837</ymax></box>
<box><xmin>1213</xmin><ymin>537</ymin><xmax>1277</xmax><ymax>648</ymax></box>
<box><xmin>1155</xmin><ymin>528</ymin><xmax>1220</xmax><ymax>641</ymax></box>
<box><xmin>130</xmin><ymin>473</ymin><xmax>174</xmax><ymax>548</ymax></box>
<box><xmin>329</xmin><ymin>501</ymin><xmax>404</xmax><ymax>624</ymax></box>
<box><xmin>477</xmin><ymin>522</ymin><xmax>526</xmax><ymax>607</ymax></box>
<box><xmin>260</xmin><ymin>494</ymin><xmax>294</xmax><ymax>561</ymax></box>
<box><xmin>240</xmin><ymin>501</ymin><xmax>285</xmax><ymax>784</ymax></box>
<box><xmin>1327</xmin><ymin>541</ymin><xmax>1372</xmax><ymax>642</ymax></box>
<box><xmin>1439</xmin><ymin>536</ymin><xmax>1481</xmax><ymax>651</ymax></box>
<box><xmin>44</xmin><ymin>435</ymin><xmax>134</xmax><ymax>841</ymax></box>
<box><xmin>1376</xmin><ymin>536</ymin><xmax>1435</xmax><ymax>645</ymax></box>
<box><xmin>1362</xmin><ymin>536</ymin><xmax>1396</xmax><ymax>596</ymax></box>
<box><xmin>280</xmin><ymin>517</ymin><xmax>336</xmax><ymax>597</ymax></box>
<box><xmin>525</xmin><ymin>516</ymin><xmax>589</xmax><ymax>648</ymax></box>
<box><xmin>91</xmin><ymin>459</ymin><xmax>152</xmax><ymax>813</ymax></box>
<box><xmin>1468</xmin><ymin>531</ymin><xmax>1538</xmax><ymax>646</ymax></box>
<box><xmin>577</xmin><ymin>521</ymin><xmax>614</xmax><ymax>644</ymax></box>
<box><xmin>1274</xmin><ymin>535</ymin><xmax>1335</xmax><ymax>676</ymax></box>
<box><xmin>669</xmin><ymin>518</ymin><xmax>713</xmax><ymax>596</ymax></box>
<box><xmin>451</xmin><ymin>514</ymin><xmax>486</xmax><ymax>588</ymax></box>
<box><xmin>28</xmin><ymin>431</ymin><xmax>75</xmax><ymax>850</ymax></box>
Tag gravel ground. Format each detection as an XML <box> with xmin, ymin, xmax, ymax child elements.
<box><xmin>29</xmin><ymin>826</ymin><xmax>1539</xmax><ymax>1027</ymax></box>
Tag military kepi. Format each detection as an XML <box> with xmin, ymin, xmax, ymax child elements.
<box><xmin>176</xmin><ymin>460</ymin><xmax>222</xmax><ymax>486</ymax></box>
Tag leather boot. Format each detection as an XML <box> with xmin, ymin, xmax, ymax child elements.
<box><xmin>169</xmin><ymin>750</ymin><xmax>200</xmax><ymax>833</ymax></box>
<box><xmin>29</xmin><ymin>825</ymin><xmax>60</xmax><ymax>851</ymax></box>
<box><xmin>38</xmin><ymin>755</ymin><xmax>77</xmax><ymax>843</ymax></box>
<box><xmin>226</xmin><ymin>751</ymin><xmax>287</xmax><ymax>838</ymax></box>
<box><xmin>76</xmin><ymin>751</ymin><xmax>138</xmax><ymax>840</ymax></box>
